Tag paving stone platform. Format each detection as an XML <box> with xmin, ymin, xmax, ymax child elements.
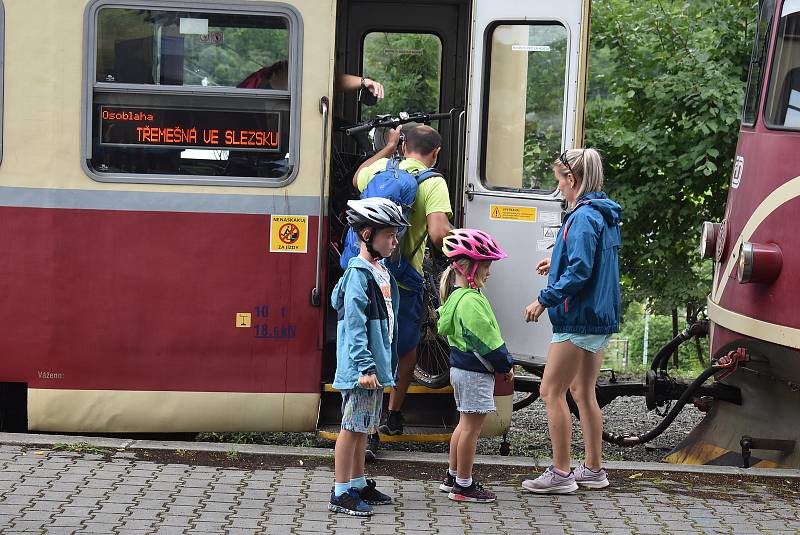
<box><xmin>0</xmin><ymin>442</ymin><xmax>798</xmax><ymax>534</ymax></box>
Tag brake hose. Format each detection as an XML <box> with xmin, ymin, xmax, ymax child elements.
<box><xmin>651</xmin><ymin>321</ymin><xmax>708</xmax><ymax>374</ymax></box>
<box><xmin>603</xmin><ymin>365</ymin><xmax>718</xmax><ymax>446</ymax></box>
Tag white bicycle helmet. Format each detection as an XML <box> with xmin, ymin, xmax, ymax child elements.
<box><xmin>346</xmin><ymin>198</ymin><xmax>410</xmax><ymax>229</ymax></box>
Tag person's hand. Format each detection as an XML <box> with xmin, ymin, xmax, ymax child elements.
<box><xmin>358</xmin><ymin>373</ymin><xmax>382</xmax><ymax>389</ymax></box>
<box><xmin>503</xmin><ymin>368</ymin><xmax>515</xmax><ymax>383</ymax></box>
<box><xmin>362</xmin><ymin>78</ymin><xmax>384</xmax><ymax>99</ymax></box>
<box><xmin>385</xmin><ymin>126</ymin><xmax>402</xmax><ymax>151</ymax></box>
<box><xmin>536</xmin><ymin>257</ymin><xmax>551</xmax><ymax>276</ymax></box>
<box><xmin>524</xmin><ymin>300</ymin><xmax>546</xmax><ymax>323</ymax></box>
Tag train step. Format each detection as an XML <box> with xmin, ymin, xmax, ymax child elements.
<box><xmin>318</xmin><ymin>383</ymin><xmax>458</xmax><ymax>442</ymax></box>
<box><xmin>322</xmin><ymin>383</ymin><xmax>453</xmax><ymax>394</ymax></box>
<box><xmin>317</xmin><ymin>423</ymin><xmax>455</xmax><ymax>443</ymax></box>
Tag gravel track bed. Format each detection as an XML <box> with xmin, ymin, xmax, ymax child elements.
<box><xmin>200</xmin><ymin>390</ymin><xmax>706</xmax><ymax>463</ymax></box>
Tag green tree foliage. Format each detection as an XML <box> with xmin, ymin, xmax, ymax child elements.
<box><xmin>362</xmin><ymin>32</ymin><xmax>443</xmax><ymax>116</ymax></box>
<box><xmin>612</xmin><ymin>303</ymin><xmax>706</xmax><ymax>376</ymax></box>
<box><xmin>586</xmin><ymin>0</ymin><xmax>756</xmax><ymax>313</ymax></box>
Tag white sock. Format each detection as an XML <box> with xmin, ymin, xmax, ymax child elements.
<box><xmin>456</xmin><ymin>476</ymin><xmax>472</xmax><ymax>487</ymax></box>
<box><xmin>448</xmin><ymin>468</ymin><xmax>457</xmax><ymax>477</ymax></box>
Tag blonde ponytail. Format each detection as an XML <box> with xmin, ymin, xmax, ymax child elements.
<box><xmin>439</xmin><ymin>264</ymin><xmax>457</xmax><ymax>303</ymax></box>
<box><xmin>439</xmin><ymin>258</ymin><xmax>479</xmax><ymax>302</ymax></box>
<box><xmin>553</xmin><ymin>147</ymin><xmax>605</xmax><ymax>204</ymax></box>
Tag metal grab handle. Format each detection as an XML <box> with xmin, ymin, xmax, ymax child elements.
<box><xmin>311</xmin><ymin>96</ymin><xmax>329</xmax><ymax>307</ymax></box>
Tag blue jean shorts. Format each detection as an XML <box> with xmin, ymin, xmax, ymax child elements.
<box><xmin>397</xmin><ymin>285</ymin><xmax>424</xmax><ymax>356</ymax></box>
<box><xmin>551</xmin><ymin>332</ymin><xmax>612</xmax><ymax>354</ymax></box>
<box><xmin>340</xmin><ymin>387</ymin><xmax>383</xmax><ymax>434</ymax></box>
<box><xmin>450</xmin><ymin>367</ymin><xmax>496</xmax><ymax>414</ymax></box>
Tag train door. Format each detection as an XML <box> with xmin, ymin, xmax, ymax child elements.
<box><xmin>463</xmin><ymin>0</ymin><xmax>590</xmax><ymax>363</ymax></box>
<box><xmin>318</xmin><ymin>0</ymin><xmax>473</xmax><ymax>440</ymax></box>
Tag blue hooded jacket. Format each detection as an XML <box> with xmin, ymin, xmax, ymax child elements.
<box><xmin>539</xmin><ymin>191</ymin><xmax>622</xmax><ymax>334</ymax></box>
<box><xmin>331</xmin><ymin>256</ymin><xmax>400</xmax><ymax>390</ymax></box>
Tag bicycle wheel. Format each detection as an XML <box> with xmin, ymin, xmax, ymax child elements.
<box><xmin>413</xmin><ymin>253</ymin><xmax>451</xmax><ymax>388</ymax></box>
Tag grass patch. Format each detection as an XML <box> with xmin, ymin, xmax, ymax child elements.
<box><xmin>51</xmin><ymin>442</ymin><xmax>109</xmax><ymax>455</ymax></box>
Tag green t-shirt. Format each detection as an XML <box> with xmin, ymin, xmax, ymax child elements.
<box><xmin>357</xmin><ymin>157</ymin><xmax>452</xmax><ymax>275</ymax></box>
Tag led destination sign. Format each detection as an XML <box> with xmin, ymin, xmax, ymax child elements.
<box><xmin>99</xmin><ymin>106</ymin><xmax>282</xmax><ymax>152</ymax></box>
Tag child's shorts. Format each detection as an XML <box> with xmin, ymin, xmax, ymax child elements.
<box><xmin>340</xmin><ymin>387</ymin><xmax>383</xmax><ymax>434</ymax></box>
<box><xmin>450</xmin><ymin>367</ymin><xmax>496</xmax><ymax>414</ymax></box>
<box><xmin>551</xmin><ymin>332</ymin><xmax>613</xmax><ymax>354</ymax></box>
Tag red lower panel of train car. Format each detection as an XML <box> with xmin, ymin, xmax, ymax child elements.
<box><xmin>0</xmin><ymin>205</ymin><xmax>325</xmax><ymax>432</ymax></box>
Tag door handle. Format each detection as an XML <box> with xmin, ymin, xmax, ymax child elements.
<box><xmin>466</xmin><ymin>183</ymin><xmax>475</xmax><ymax>201</ymax></box>
<box><xmin>311</xmin><ymin>96</ymin><xmax>329</xmax><ymax>307</ymax></box>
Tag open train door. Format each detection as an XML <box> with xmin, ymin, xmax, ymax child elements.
<box><xmin>463</xmin><ymin>0</ymin><xmax>591</xmax><ymax>364</ymax></box>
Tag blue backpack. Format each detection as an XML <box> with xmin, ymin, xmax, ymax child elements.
<box><xmin>340</xmin><ymin>158</ymin><xmax>442</xmax><ymax>289</ymax></box>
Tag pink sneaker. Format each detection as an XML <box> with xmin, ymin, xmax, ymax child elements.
<box><xmin>448</xmin><ymin>481</ymin><xmax>496</xmax><ymax>503</ymax></box>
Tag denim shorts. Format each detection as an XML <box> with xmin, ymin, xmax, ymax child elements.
<box><xmin>450</xmin><ymin>367</ymin><xmax>496</xmax><ymax>414</ymax></box>
<box><xmin>340</xmin><ymin>387</ymin><xmax>383</xmax><ymax>434</ymax></box>
<box><xmin>397</xmin><ymin>285</ymin><xmax>424</xmax><ymax>356</ymax></box>
<box><xmin>551</xmin><ymin>332</ymin><xmax>612</xmax><ymax>354</ymax></box>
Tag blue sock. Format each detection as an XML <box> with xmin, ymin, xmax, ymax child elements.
<box><xmin>350</xmin><ymin>476</ymin><xmax>367</xmax><ymax>490</ymax></box>
<box><xmin>334</xmin><ymin>482</ymin><xmax>350</xmax><ymax>497</ymax></box>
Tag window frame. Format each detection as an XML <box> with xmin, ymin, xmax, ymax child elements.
<box><xmin>479</xmin><ymin>19</ymin><xmax>571</xmax><ymax>194</ymax></box>
<box><xmin>81</xmin><ymin>0</ymin><xmax>304</xmax><ymax>187</ymax></box>
<box><xmin>742</xmin><ymin>0</ymin><xmax>777</xmax><ymax>128</ymax></box>
<box><xmin>357</xmin><ymin>29</ymin><xmax>445</xmax><ymax>122</ymax></box>
<box><xmin>763</xmin><ymin>0</ymin><xmax>800</xmax><ymax>131</ymax></box>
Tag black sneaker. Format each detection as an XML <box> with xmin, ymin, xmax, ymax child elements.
<box><xmin>439</xmin><ymin>472</ymin><xmax>455</xmax><ymax>493</ymax></box>
<box><xmin>448</xmin><ymin>481</ymin><xmax>496</xmax><ymax>503</ymax></box>
<box><xmin>378</xmin><ymin>410</ymin><xmax>404</xmax><ymax>435</ymax></box>
<box><xmin>365</xmin><ymin>433</ymin><xmax>380</xmax><ymax>463</ymax></box>
<box><xmin>358</xmin><ymin>479</ymin><xmax>393</xmax><ymax>505</ymax></box>
<box><xmin>328</xmin><ymin>488</ymin><xmax>373</xmax><ymax>516</ymax></box>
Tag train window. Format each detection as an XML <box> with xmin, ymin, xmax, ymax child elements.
<box><xmin>764</xmin><ymin>1</ymin><xmax>800</xmax><ymax>129</ymax></box>
<box><xmin>742</xmin><ymin>0</ymin><xmax>776</xmax><ymax>126</ymax></box>
<box><xmin>482</xmin><ymin>23</ymin><xmax>568</xmax><ymax>191</ymax></box>
<box><xmin>361</xmin><ymin>32</ymin><xmax>443</xmax><ymax>117</ymax></box>
<box><xmin>83</xmin><ymin>1</ymin><xmax>303</xmax><ymax>186</ymax></box>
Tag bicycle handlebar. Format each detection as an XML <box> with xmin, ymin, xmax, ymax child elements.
<box><xmin>343</xmin><ymin>110</ymin><xmax>456</xmax><ymax>136</ymax></box>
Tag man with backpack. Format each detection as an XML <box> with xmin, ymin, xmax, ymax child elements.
<box><xmin>351</xmin><ymin>124</ymin><xmax>452</xmax><ymax>440</ymax></box>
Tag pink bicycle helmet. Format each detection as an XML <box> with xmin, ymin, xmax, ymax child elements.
<box><xmin>442</xmin><ymin>228</ymin><xmax>507</xmax><ymax>288</ymax></box>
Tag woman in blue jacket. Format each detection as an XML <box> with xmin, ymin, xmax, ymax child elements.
<box><xmin>522</xmin><ymin>148</ymin><xmax>621</xmax><ymax>494</ymax></box>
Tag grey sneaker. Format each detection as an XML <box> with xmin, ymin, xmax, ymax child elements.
<box><xmin>521</xmin><ymin>466</ymin><xmax>578</xmax><ymax>494</ymax></box>
<box><xmin>574</xmin><ymin>463</ymin><xmax>609</xmax><ymax>488</ymax></box>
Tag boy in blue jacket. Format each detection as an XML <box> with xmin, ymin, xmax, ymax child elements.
<box><xmin>329</xmin><ymin>198</ymin><xmax>409</xmax><ymax>516</ymax></box>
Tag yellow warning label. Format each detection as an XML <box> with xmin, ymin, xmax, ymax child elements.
<box><xmin>270</xmin><ymin>215</ymin><xmax>308</xmax><ymax>253</ymax></box>
<box><xmin>236</xmin><ymin>313</ymin><xmax>251</xmax><ymax>328</ymax></box>
<box><xmin>489</xmin><ymin>205</ymin><xmax>537</xmax><ymax>222</ymax></box>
